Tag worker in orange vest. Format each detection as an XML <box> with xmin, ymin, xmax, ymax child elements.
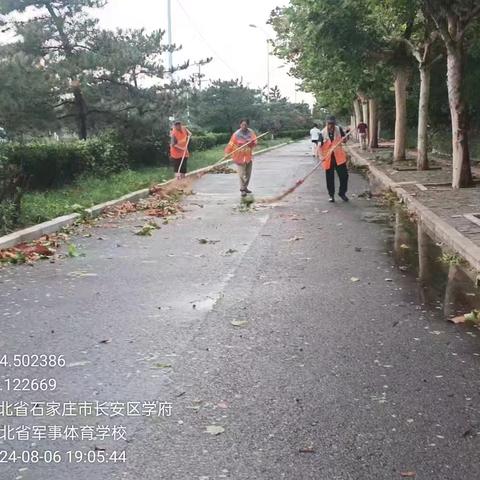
<box><xmin>225</xmin><ymin>119</ymin><xmax>257</xmax><ymax>197</ymax></box>
<box><xmin>320</xmin><ymin>116</ymin><xmax>349</xmax><ymax>203</ymax></box>
<box><xmin>170</xmin><ymin>121</ymin><xmax>192</xmax><ymax>180</ymax></box>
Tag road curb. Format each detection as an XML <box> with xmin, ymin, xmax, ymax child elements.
<box><xmin>0</xmin><ymin>214</ymin><xmax>80</xmax><ymax>250</ymax></box>
<box><xmin>347</xmin><ymin>146</ymin><xmax>480</xmax><ymax>273</ymax></box>
<box><xmin>0</xmin><ymin>141</ymin><xmax>292</xmax><ymax>251</ymax></box>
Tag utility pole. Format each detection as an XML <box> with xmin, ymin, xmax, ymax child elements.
<box><xmin>249</xmin><ymin>24</ymin><xmax>271</xmax><ymax>103</ymax></box>
<box><xmin>167</xmin><ymin>0</ymin><xmax>173</xmax><ymax>75</ymax></box>
<box><xmin>192</xmin><ymin>61</ymin><xmax>206</xmax><ymax>90</ymax></box>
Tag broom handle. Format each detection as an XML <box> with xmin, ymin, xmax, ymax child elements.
<box><xmin>301</xmin><ymin>129</ymin><xmax>355</xmax><ymax>182</ymax></box>
<box><xmin>177</xmin><ymin>134</ymin><xmax>192</xmax><ymax>174</ymax></box>
<box><xmin>319</xmin><ymin>128</ymin><xmax>354</xmax><ymax>165</ymax></box>
<box><xmin>219</xmin><ymin>131</ymin><xmax>270</xmax><ymax>164</ymax></box>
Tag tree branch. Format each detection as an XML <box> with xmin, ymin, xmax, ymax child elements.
<box><xmin>400</xmin><ymin>38</ymin><xmax>422</xmax><ymax>63</ymax></box>
<box><xmin>458</xmin><ymin>4</ymin><xmax>480</xmax><ymax>38</ymax></box>
<box><xmin>424</xmin><ymin>0</ymin><xmax>453</xmax><ymax>47</ymax></box>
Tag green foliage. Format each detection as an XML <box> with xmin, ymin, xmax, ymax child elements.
<box><xmin>0</xmin><ymin>0</ymin><xmax>184</xmax><ymax>140</ymax></box>
<box><xmin>190</xmin><ymin>80</ymin><xmax>262</xmax><ymax>133</ymax></box>
<box><xmin>0</xmin><ymin>133</ymin><xmax>131</xmax><ymax>191</ymax></box>
<box><xmin>277</xmin><ymin>129</ymin><xmax>307</xmax><ymax>140</ymax></box>
<box><xmin>0</xmin><ymin>200</ymin><xmax>17</xmax><ymax>235</ymax></box>
<box><xmin>188</xmin><ymin>80</ymin><xmax>312</xmax><ymax>134</ymax></box>
<box><xmin>189</xmin><ymin>133</ymin><xmax>231</xmax><ymax>152</ymax></box>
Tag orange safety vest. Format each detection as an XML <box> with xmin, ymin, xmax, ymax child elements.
<box><xmin>225</xmin><ymin>128</ymin><xmax>257</xmax><ymax>165</ymax></box>
<box><xmin>170</xmin><ymin>127</ymin><xmax>190</xmax><ymax>159</ymax></box>
<box><xmin>320</xmin><ymin>126</ymin><xmax>347</xmax><ymax>170</ymax></box>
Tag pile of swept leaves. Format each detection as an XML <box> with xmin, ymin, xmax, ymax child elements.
<box><xmin>0</xmin><ymin>183</ymin><xmax>189</xmax><ymax>265</ymax></box>
<box><xmin>0</xmin><ymin>233</ymin><xmax>68</xmax><ymax>265</ymax></box>
<box><xmin>104</xmin><ymin>184</ymin><xmax>187</xmax><ymax>220</ymax></box>
<box><xmin>207</xmin><ymin>164</ymin><xmax>236</xmax><ymax>174</ymax></box>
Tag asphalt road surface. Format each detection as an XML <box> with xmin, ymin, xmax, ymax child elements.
<box><xmin>0</xmin><ymin>141</ymin><xmax>479</xmax><ymax>480</ymax></box>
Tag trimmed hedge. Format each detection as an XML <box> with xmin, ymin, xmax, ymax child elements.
<box><xmin>0</xmin><ymin>133</ymin><xmax>129</xmax><ymax>191</ymax></box>
<box><xmin>277</xmin><ymin>129</ymin><xmax>307</xmax><ymax>140</ymax></box>
<box><xmin>190</xmin><ymin>132</ymin><xmax>231</xmax><ymax>152</ymax></box>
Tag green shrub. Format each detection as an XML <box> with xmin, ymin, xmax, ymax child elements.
<box><xmin>277</xmin><ymin>129</ymin><xmax>307</xmax><ymax>140</ymax></box>
<box><xmin>0</xmin><ymin>200</ymin><xmax>18</xmax><ymax>235</ymax></box>
<box><xmin>0</xmin><ymin>133</ymin><xmax>130</xmax><ymax>191</ymax></box>
<box><xmin>190</xmin><ymin>133</ymin><xmax>231</xmax><ymax>152</ymax></box>
<box><xmin>82</xmin><ymin>133</ymin><xmax>129</xmax><ymax>176</ymax></box>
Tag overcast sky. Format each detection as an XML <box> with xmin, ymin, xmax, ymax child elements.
<box><xmin>95</xmin><ymin>0</ymin><xmax>313</xmax><ymax>104</ymax></box>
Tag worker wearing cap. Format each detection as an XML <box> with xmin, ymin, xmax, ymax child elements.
<box><xmin>320</xmin><ymin>116</ymin><xmax>349</xmax><ymax>202</ymax></box>
<box><xmin>225</xmin><ymin>119</ymin><xmax>257</xmax><ymax>197</ymax></box>
<box><xmin>170</xmin><ymin>121</ymin><xmax>192</xmax><ymax>180</ymax></box>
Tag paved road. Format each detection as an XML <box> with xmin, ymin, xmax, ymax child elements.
<box><xmin>0</xmin><ymin>141</ymin><xmax>479</xmax><ymax>480</ymax></box>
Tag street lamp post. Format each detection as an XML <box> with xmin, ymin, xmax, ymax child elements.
<box><xmin>249</xmin><ymin>24</ymin><xmax>270</xmax><ymax>103</ymax></box>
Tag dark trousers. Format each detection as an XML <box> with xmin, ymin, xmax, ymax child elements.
<box><xmin>325</xmin><ymin>156</ymin><xmax>348</xmax><ymax>197</ymax></box>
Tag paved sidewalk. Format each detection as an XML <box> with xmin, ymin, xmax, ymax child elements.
<box><xmin>348</xmin><ymin>144</ymin><xmax>480</xmax><ymax>274</ymax></box>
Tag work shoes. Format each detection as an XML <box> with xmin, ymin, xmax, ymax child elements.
<box><xmin>340</xmin><ymin>194</ymin><xmax>349</xmax><ymax>202</ymax></box>
<box><xmin>328</xmin><ymin>196</ymin><xmax>335</xmax><ymax>203</ymax></box>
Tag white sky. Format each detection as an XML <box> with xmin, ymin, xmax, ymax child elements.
<box><xmin>95</xmin><ymin>0</ymin><xmax>313</xmax><ymax>105</ymax></box>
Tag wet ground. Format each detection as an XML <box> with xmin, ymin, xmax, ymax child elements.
<box><xmin>362</xmin><ymin>201</ymin><xmax>480</xmax><ymax>320</ymax></box>
<box><xmin>0</xmin><ymin>140</ymin><xmax>479</xmax><ymax>480</ymax></box>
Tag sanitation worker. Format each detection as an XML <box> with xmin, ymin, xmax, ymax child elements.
<box><xmin>170</xmin><ymin>120</ymin><xmax>191</xmax><ymax>180</ymax></box>
<box><xmin>320</xmin><ymin>116</ymin><xmax>349</xmax><ymax>203</ymax></box>
<box><xmin>225</xmin><ymin>119</ymin><xmax>257</xmax><ymax>197</ymax></box>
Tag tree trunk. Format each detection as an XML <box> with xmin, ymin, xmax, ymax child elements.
<box><xmin>353</xmin><ymin>99</ymin><xmax>362</xmax><ymax>141</ymax></box>
<box><xmin>368</xmin><ymin>98</ymin><xmax>378</xmax><ymax>148</ymax></box>
<box><xmin>417</xmin><ymin>63</ymin><xmax>431</xmax><ymax>170</ymax></box>
<box><xmin>446</xmin><ymin>43</ymin><xmax>473</xmax><ymax>188</ymax></box>
<box><xmin>72</xmin><ymin>81</ymin><xmax>88</xmax><ymax>140</ymax></box>
<box><xmin>393</xmin><ymin>68</ymin><xmax>409</xmax><ymax>162</ymax></box>
<box><xmin>361</xmin><ymin>100</ymin><xmax>369</xmax><ymax>130</ymax></box>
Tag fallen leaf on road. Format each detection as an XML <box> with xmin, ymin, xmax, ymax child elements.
<box><xmin>287</xmin><ymin>236</ymin><xmax>304</xmax><ymax>242</ymax></box>
<box><xmin>231</xmin><ymin>320</ymin><xmax>248</xmax><ymax>327</ymax></box>
<box><xmin>67</xmin><ymin>243</ymin><xmax>82</xmax><ymax>258</ymax></box>
<box><xmin>224</xmin><ymin>249</ymin><xmax>238</xmax><ymax>256</ymax></box>
<box><xmin>135</xmin><ymin>221</ymin><xmax>160</xmax><ymax>236</ymax></box>
<box><xmin>99</xmin><ymin>338</ymin><xmax>112</xmax><ymax>344</ymax></box>
<box><xmin>385</xmin><ymin>278</ymin><xmax>393</xmax><ymax>282</ymax></box>
<box><xmin>464</xmin><ymin>310</ymin><xmax>480</xmax><ymax>325</ymax></box>
<box><xmin>299</xmin><ymin>447</ymin><xmax>315</xmax><ymax>453</ymax></box>
<box><xmin>153</xmin><ymin>363</ymin><xmax>172</xmax><ymax>369</ymax></box>
<box><xmin>197</xmin><ymin>238</ymin><xmax>220</xmax><ymax>244</ymax></box>
<box><xmin>355</xmin><ymin>247</ymin><xmax>362</xmax><ymax>252</ymax></box>
<box><xmin>400</xmin><ymin>472</ymin><xmax>416</xmax><ymax>478</ymax></box>
<box><xmin>68</xmin><ymin>271</ymin><xmax>98</xmax><ymax>278</ymax></box>
<box><xmin>206</xmin><ymin>425</ymin><xmax>224</xmax><ymax>435</ymax></box>
<box><xmin>450</xmin><ymin>315</ymin><xmax>466</xmax><ymax>324</ymax></box>
<box><xmin>350</xmin><ymin>277</ymin><xmax>360</xmax><ymax>282</ymax></box>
